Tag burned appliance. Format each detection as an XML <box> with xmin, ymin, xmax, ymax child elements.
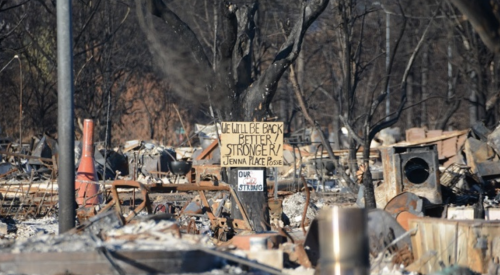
<box><xmin>377</xmin><ymin>144</ymin><xmax>442</xmax><ymax>208</ymax></box>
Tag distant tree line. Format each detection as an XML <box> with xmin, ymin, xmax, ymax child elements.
<box><xmin>0</xmin><ymin>0</ymin><xmax>498</xmax><ymax>147</ymax></box>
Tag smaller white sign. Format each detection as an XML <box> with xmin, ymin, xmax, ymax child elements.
<box><xmin>237</xmin><ymin>170</ymin><xmax>264</xmax><ymax>192</ymax></box>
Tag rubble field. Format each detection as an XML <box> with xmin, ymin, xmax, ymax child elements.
<box><xmin>1</xmin><ymin>123</ymin><xmax>500</xmax><ymax>274</ymax></box>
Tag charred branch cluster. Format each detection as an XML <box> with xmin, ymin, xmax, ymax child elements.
<box><xmin>145</xmin><ymin>0</ymin><xmax>328</xmax><ymax>122</ymax></box>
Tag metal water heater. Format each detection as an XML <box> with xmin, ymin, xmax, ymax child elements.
<box><xmin>377</xmin><ymin>144</ymin><xmax>442</xmax><ymax>208</ymax></box>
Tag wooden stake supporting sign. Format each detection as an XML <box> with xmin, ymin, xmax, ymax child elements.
<box><xmin>220</xmin><ymin>122</ymin><xmax>284</xmax><ymax>167</ymax></box>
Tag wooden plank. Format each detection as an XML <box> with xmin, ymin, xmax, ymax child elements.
<box><xmin>408</xmin><ymin>219</ymin><xmax>422</xmax><ymax>268</ymax></box>
<box><xmin>426</xmin><ymin>130</ymin><xmax>443</xmax><ymax>138</ymax></box>
<box><xmin>424</xmin><ymin>221</ymin><xmax>438</xmax><ymax>272</ymax></box>
<box><xmin>468</xmin><ymin>222</ymin><xmax>500</xmax><ymax>273</ymax></box>
<box><xmin>455</xmin><ymin>222</ymin><xmax>467</xmax><ymax>269</ymax></box>
<box><xmin>442</xmin><ymin>135</ymin><xmax>458</xmax><ymax>159</ymax></box>
<box><xmin>406</xmin><ymin>128</ymin><xmax>427</xmax><ymax>143</ymax></box>
<box><xmin>410</xmin><ymin>218</ymin><xmax>500</xmax><ymax>274</ymax></box>
<box><xmin>427</xmin><ymin>130</ymin><xmax>443</xmax><ymax>157</ymax></box>
<box><xmin>196</xmin><ymin>139</ymin><xmax>219</xmax><ymax>160</ymax></box>
<box><xmin>399</xmin><ymin>130</ymin><xmax>469</xmax><ymax>146</ymax></box>
<box><xmin>437</xmin><ymin>221</ymin><xmax>456</xmax><ymax>267</ymax></box>
<box><xmin>466</xmin><ymin>225</ymin><xmax>485</xmax><ymax>272</ymax></box>
<box><xmin>282</xmin><ymin>144</ymin><xmax>379</xmax><ymax>158</ymax></box>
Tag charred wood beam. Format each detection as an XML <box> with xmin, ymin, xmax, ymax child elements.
<box><xmin>241</xmin><ymin>0</ymin><xmax>329</xmax><ymax>121</ymax></box>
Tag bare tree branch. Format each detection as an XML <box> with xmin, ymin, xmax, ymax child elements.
<box><xmin>146</xmin><ymin>0</ymin><xmax>212</xmax><ymax>69</ymax></box>
<box><xmin>450</xmin><ymin>0</ymin><xmax>500</xmax><ymax>53</ymax></box>
<box><xmin>369</xmin><ymin>6</ymin><xmax>438</xmax><ymax>140</ymax></box>
<box><xmin>241</xmin><ymin>0</ymin><xmax>329</xmax><ymax>120</ymax></box>
<box><xmin>368</xmin><ymin>7</ymin><xmax>407</xmax><ymax>119</ymax></box>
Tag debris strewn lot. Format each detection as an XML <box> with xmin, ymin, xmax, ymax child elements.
<box><xmin>2</xmin><ymin>123</ymin><xmax>500</xmax><ymax>274</ymax></box>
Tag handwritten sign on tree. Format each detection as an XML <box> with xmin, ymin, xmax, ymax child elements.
<box><xmin>220</xmin><ymin>122</ymin><xmax>283</xmax><ymax>167</ymax></box>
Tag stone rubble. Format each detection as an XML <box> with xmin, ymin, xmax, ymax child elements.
<box><xmin>1</xmin><ymin>218</ymin><xmax>210</xmax><ymax>254</ymax></box>
<box><xmin>2</xmin><ymin>216</ymin><xmax>58</xmax><ymax>241</ymax></box>
<box><xmin>282</xmin><ymin>192</ymin><xmax>318</xmax><ymax>228</ymax></box>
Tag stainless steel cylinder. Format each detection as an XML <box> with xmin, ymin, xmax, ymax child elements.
<box><xmin>318</xmin><ymin>207</ymin><xmax>369</xmax><ymax>275</ymax></box>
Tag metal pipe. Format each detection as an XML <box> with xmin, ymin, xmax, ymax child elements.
<box><xmin>14</xmin><ymin>55</ymin><xmax>22</xmax><ymax>150</ymax></box>
<box><xmin>385</xmin><ymin>12</ymin><xmax>390</xmax><ymax>121</ymax></box>
<box><xmin>157</xmin><ymin>184</ymin><xmax>230</xmax><ymax>191</ymax></box>
<box><xmin>57</xmin><ymin>0</ymin><xmax>75</xmax><ymax>233</ymax></box>
<box><xmin>318</xmin><ymin>207</ymin><xmax>369</xmax><ymax>275</ymax></box>
<box><xmin>274</xmin><ymin>167</ymin><xmax>278</xmax><ymax>200</ymax></box>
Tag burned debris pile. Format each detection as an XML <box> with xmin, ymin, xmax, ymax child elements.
<box><xmin>2</xmin><ymin>123</ymin><xmax>500</xmax><ymax>274</ymax></box>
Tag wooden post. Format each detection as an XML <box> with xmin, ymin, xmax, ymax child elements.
<box><xmin>230</xmin><ymin>167</ymin><xmax>269</xmax><ymax>231</ymax></box>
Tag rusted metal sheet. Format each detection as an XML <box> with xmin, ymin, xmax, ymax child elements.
<box><xmin>376</xmin><ymin>147</ymin><xmax>401</xmax><ymax>208</ymax></box>
<box><xmin>226</xmin><ymin>232</ymin><xmax>286</xmax><ymax>250</ymax></box>
<box><xmin>384</xmin><ymin>192</ymin><xmax>423</xmax><ymax>218</ymax></box>
<box><xmin>395</xmin><ymin>211</ymin><xmax>420</xmax><ymax>231</ymax></box>
<box><xmin>409</xmin><ymin>218</ymin><xmax>500</xmax><ymax>274</ymax></box>
<box><xmin>182</xmin><ymin>199</ymin><xmax>202</xmax><ymax>215</ymax></box>
<box><xmin>97</xmin><ymin>180</ymin><xmax>152</xmax><ymax>224</ymax></box>
<box><xmin>91</xmin><ymin>180</ymin><xmax>253</xmax><ymax>239</ymax></box>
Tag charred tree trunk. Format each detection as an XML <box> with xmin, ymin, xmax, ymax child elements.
<box><xmin>420</xmin><ymin>45</ymin><xmax>429</xmax><ymax>128</ymax></box>
<box><xmin>362</xmin><ymin>140</ymin><xmax>376</xmax><ymax>208</ymax></box>
<box><xmin>359</xmin><ymin>10</ymin><xmax>435</xmax><ymax>210</ymax></box>
<box><xmin>240</xmin><ymin>0</ymin><xmax>329</xmax><ymax>121</ymax></box>
<box><xmin>145</xmin><ymin>0</ymin><xmax>329</xmax><ymax>231</ymax></box>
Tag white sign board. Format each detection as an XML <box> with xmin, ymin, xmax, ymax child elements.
<box><xmin>220</xmin><ymin>122</ymin><xmax>284</xmax><ymax>167</ymax></box>
<box><xmin>237</xmin><ymin>170</ymin><xmax>264</xmax><ymax>192</ymax></box>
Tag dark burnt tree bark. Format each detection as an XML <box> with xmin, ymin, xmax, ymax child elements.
<box><xmin>145</xmin><ymin>0</ymin><xmax>329</xmax><ymax>231</ymax></box>
<box><xmin>450</xmin><ymin>0</ymin><xmax>500</xmax><ymax>54</ymax></box>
